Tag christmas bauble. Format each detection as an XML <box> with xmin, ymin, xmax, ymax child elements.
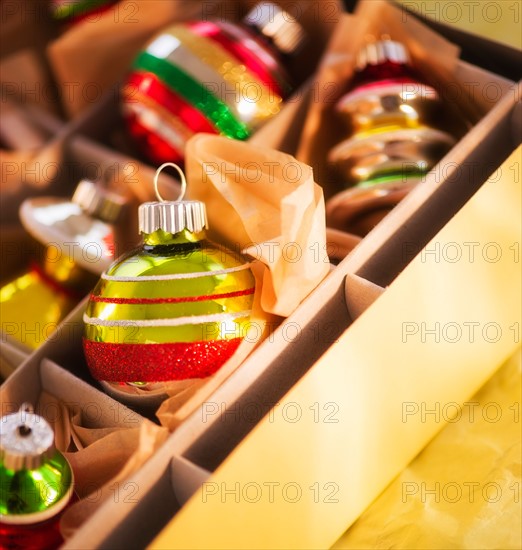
<box><xmin>328</xmin><ymin>38</ymin><xmax>459</xmax><ymax>190</ymax></box>
<box><xmin>83</xmin><ymin>164</ymin><xmax>256</xmax><ymax>397</ymax></box>
<box><xmin>0</xmin><ymin>405</ymin><xmax>74</xmax><ymax>550</ymax></box>
<box><xmin>121</xmin><ymin>2</ymin><xmax>304</xmax><ymax>164</ymax></box>
<box><xmin>0</xmin><ymin>179</ymin><xmax>125</xmax><ymax>352</ymax></box>
<box><xmin>326</xmin><ymin>38</ymin><xmax>466</xmax><ymax>237</ymax></box>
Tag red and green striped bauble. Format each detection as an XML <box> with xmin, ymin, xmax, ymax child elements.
<box><xmin>83</xmin><ymin>230</ymin><xmax>255</xmax><ymax>388</ymax></box>
<box><xmin>121</xmin><ymin>21</ymin><xmax>292</xmax><ymax>164</ymax></box>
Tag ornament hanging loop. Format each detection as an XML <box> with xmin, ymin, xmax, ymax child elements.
<box><xmin>154</xmin><ymin>162</ymin><xmax>187</xmax><ymax>203</ymax></box>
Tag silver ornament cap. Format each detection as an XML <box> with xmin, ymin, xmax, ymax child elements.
<box><xmin>356</xmin><ymin>37</ymin><xmax>410</xmax><ymax>70</ymax></box>
<box><xmin>0</xmin><ymin>404</ymin><xmax>54</xmax><ymax>471</ymax></box>
<box><xmin>72</xmin><ymin>178</ymin><xmax>126</xmax><ymax>223</ymax></box>
<box><xmin>243</xmin><ymin>2</ymin><xmax>305</xmax><ymax>54</ymax></box>
<box><xmin>139</xmin><ymin>163</ymin><xmax>208</xmax><ymax>235</ymax></box>
<box><xmin>139</xmin><ymin>200</ymin><xmax>208</xmax><ymax>235</ymax></box>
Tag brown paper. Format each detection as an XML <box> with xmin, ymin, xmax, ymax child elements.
<box><xmin>0</xmin><ymin>141</ymin><xmax>66</xmax><ymax>226</ymax></box>
<box><xmin>32</xmin><ymin>391</ymin><xmax>168</xmax><ymax>540</ymax></box>
<box><xmin>0</xmin><ymin>0</ymin><xmax>57</xmax><ymax>60</ymax></box>
<box><xmin>0</xmin><ymin>48</ymin><xmax>59</xmax><ymax>117</ymax></box>
<box><xmin>186</xmin><ymin>133</ymin><xmax>330</xmax><ymax>317</ymax></box>
<box><xmin>0</xmin><ymin>51</ymin><xmax>64</xmax><ymax>221</ymax></box>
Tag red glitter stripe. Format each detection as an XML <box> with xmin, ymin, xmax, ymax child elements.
<box><xmin>187</xmin><ymin>21</ymin><xmax>285</xmax><ymax>97</ymax></box>
<box><xmin>83</xmin><ymin>338</ymin><xmax>242</xmax><ymax>381</ymax></box>
<box><xmin>89</xmin><ymin>287</ymin><xmax>255</xmax><ymax>304</ymax></box>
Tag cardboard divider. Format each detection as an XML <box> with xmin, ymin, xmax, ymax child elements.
<box><xmin>164</xmin><ymin>275</ymin><xmax>374</xmax><ymax>462</ymax></box>
<box><xmin>325</xmin><ymin>228</ymin><xmax>363</xmax><ymax>264</ymax></box>
<box><xmin>83</xmin><ymin>460</ymin><xmax>182</xmax><ymax>550</ymax></box>
<box><xmin>0</xmin><ymin>47</ymin><xmax>61</xmax><ymax>119</ymax></box>
<box><xmin>0</xmin><ymin>97</ymin><xmax>56</xmax><ymax>151</ymax></box>
<box><xmin>0</xmin><ymin>1</ymin><xmax>58</xmax><ymax>60</ymax></box>
<box><xmin>248</xmin><ymin>78</ymin><xmax>314</xmax><ymax>155</ymax></box>
<box><xmin>344</xmin><ymin>273</ymin><xmax>385</xmax><ymax>321</ymax></box>
<box><xmin>0</xmin><ymin>340</ymin><xmax>30</xmax><ymax>383</ymax></box>
<box><xmin>170</xmin><ymin>455</ymin><xmax>212</xmax><ymax>505</ymax></box>
<box><xmin>180</xmin><ymin>274</ymin><xmax>386</xmax><ymax>474</ymax></box>
<box><xmin>398</xmin><ymin>0</ymin><xmax>522</xmax><ymax>82</ymax></box>
<box><xmin>150</xmin><ymin>142</ymin><xmax>522</xmax><ymax>550</ymax></box>
<box><xmin>0</xmin><ymin>107</ymin><xmax>122</xmax><ymax>225</ymax></box>
<box><xmin>0</xmin><ymin>357</ymin><xmax>143</xmax><ymax>429</ymax></box>
<box><xmin>66</xmin><ymin>132</ymin><xmax>181</xmax><ymax>205</ymax></box>
<box><xmin>60</xmin><ymin>268</ymin><xmax>387</xmax><ymax>548</ymax></box>
<box><xmin>167</xmin><ymin>89</ymin><xmax>520</xmax><ymax>433</ymax></box>
<box><xmin>66</xmin><ymin>454</ymin><xmax>211</xmax><ymax>549</ymax></box>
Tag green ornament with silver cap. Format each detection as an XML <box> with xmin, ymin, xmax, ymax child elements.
<box><xmin>0</xmin><ymin>404</ymin><xmax>74</xmax><ymax>549</ymax></box>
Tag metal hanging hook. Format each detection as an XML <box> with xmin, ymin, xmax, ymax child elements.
<box><xmin>153</xmin><ymin>162</ymin><xmax>187</xmax><ymax>203</ymax></box>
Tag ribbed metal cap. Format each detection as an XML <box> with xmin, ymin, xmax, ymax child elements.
<box><xmin>0</xmin><ymin>406</ymin><xmax>54</xmax><ymax>471</ymax></box>
<box><xmin>72</xmin><ymin>179</ymin><xmax>126</xmax><ymax>223</ymax></box>
<box><xmin>138</xmin><ymin>200</ymin><xmax>208</xmax><ymax>235</ymax></box>
<box><xmin>356</xmin><ymin>39</ymin><xmax>410</xmax><ymax>70</ymax></box>
<box><xmin>244</xmin><ymin>2</ymin><xmax>305</xmax><ymax>54</ymax></box>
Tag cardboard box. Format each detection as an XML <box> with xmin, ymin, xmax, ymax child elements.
<box><xmin>44</xmin><ymin>82</ymin><xmax>519</xmax><ymax>547</ymax></box>
<box><xmin>1</xmin><ymin>1</ymin><xmax>520</xmax><ymax>547</ymax></box>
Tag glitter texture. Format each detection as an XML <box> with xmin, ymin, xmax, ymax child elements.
<box><xmin>188</xmin><ymin>21</ymin><xmax>286</xmax><ymax>96</ymax></box>
<box><xmin>83</xmin><ymin>226</ymin><xmax>256</xmax><ymax>387</ymax></box>
<box><xmin>122</xmin><ymin>19</ymin><xmax>292</xmax><ymax>164</ymax></box>
<box><xmin>89</xmin><ymin>287</ymin><xmax>255</xmax><ymax>304</ymax></box>
<box><xmin>83</xmin><ymin>337</ymin><xmax>242</xmax><ymax>381</ymax></box>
